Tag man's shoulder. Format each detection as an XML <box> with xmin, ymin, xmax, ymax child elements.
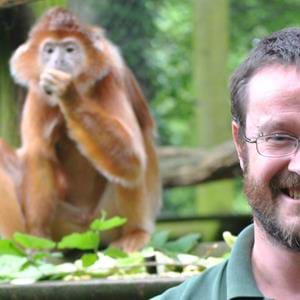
<box><xmin>151</xmin><ymin>225</ymin><xmax>257</xmax><ymax>299</ymax></box>
<box><xmin>151</xmin><ymin>259</ymin><xmax>228</xmax><ymax>300</ymax></box>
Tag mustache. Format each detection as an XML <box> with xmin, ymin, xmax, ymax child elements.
<box><xmin>270</xmin><ymin>172</ymin><xmax>300</xmax><ymax>190</ymax></box>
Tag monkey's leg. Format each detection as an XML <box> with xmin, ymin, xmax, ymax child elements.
<box><xmin>22</xmin><ymin>151</ymin><xmax>63</xmax><ymax>237</ymax></box>
<box><xmin>105</xmin><ymin>139</ymin><xmax>161</xmax><ymax>252</ymax></box>
<box><xmin>20</xmin><ymin>93</ymin><xmax>66</xmax><ymax>238</ymax></box>
<box><xmin>98</xmin><ymin>184</ymin><xmax>154</xmax><ymax>252</ymax></box>
<box><xmin>111</xmin><ymin>228</ymin><xmax>151</xmax><ymax>253</ymax></box>
<box><xmin>0</xmin><ymin>140</ymin><xmax>25</xmax><ymax>237</ymax></box>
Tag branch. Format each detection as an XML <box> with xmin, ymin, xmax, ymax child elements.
<box><xmin>0</xmin><ymin>0</ymin><xmax>39</xmax><ymax>8</ymax></box>
<box><xmin>158</xmin><ymin>140</ymin><xmax>241</xmax><ymax>188</ymax></box>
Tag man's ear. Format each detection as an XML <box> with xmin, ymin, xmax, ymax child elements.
<box><xmin>232</xmin><ymin>120</ymin><xmax>245</xmax><ymax>171</ymax></box>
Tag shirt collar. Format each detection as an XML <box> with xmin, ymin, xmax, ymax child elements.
<box><xmin>226</xmin><ymin>224</ymin><xmax>265</xmax><ymax>299</ymax></box>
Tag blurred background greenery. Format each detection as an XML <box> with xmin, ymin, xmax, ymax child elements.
<box><xmin>1</xmin><ymin>0</ymin><xmax>300</xmax><ymax>240</ymax></box>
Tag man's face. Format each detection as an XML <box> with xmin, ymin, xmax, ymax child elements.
<box><xmin>234</xmin><ymin>64</ymin><xmax>300</xmax><ymax>250</ymax></box>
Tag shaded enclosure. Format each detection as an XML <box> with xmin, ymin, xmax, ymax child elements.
<box><xmin>1</xmin><ymin>0</ymin><xmax>299</xmax><ymax>243</ymax></box>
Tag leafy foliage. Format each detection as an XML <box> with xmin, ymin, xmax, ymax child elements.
<box><xmin>90</xmin><ymin>215</ymin><xmax>127</xmax><ymax>231</ymax></box>
<box><xmin>0</xmin><ymin>213</ymin><xmax>233</xmax><ymax>284</ymax></box>
<box><xmin>0</xmin><ymin>240</ymin><xmax>24</xmax><ymax>256</ymax></box>
<box><xmin>57</xmin><ymin>231</ymin><xmax>100</xmax><ymax>251</ymax></box>
<box><xmin>14</xmin><ymin>233</ymin><xmax>56</xmax><ymax>250</ymax></box>
<box><xmin>222</xmin><ymin>231</ymin><xmax>237</xmax><ymax>249</ymax></box>
<box><xmin>149</xmin><ymin>231</ymin><xmax>200</xmax><ymax>254</ymax></box>
<box><xmin>229</xmin><ymin>0</ymin><xmax>300</xmax><ymax>72</ymax></box>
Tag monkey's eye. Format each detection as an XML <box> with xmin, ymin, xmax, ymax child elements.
<box><xmin>43</xmin><ymin>44</ymin><xmax>54</xmax><ymax>54</ymax></box>
<box><xmin>66</xmin><ymin>47</ymin><xmax>75</xmax><ymax>53</ymax></box>
<box><xmin>64</xmin><ymin>42</ymin><xmax>79</xmax><ymax>54</ymax></box>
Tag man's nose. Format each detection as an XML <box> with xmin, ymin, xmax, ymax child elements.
<box><xmin>288</xmin><ymin>148</ymin><xmax>300</xmax><ymax>175</ymax></box>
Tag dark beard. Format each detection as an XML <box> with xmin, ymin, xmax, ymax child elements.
<box><xmin>244</xmin><ymin>162</ymin><xmax>300</xmax><ymax>251</ymax></box>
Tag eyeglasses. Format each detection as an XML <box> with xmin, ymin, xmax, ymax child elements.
<box><xmin>243</xmin><ymin>133</ymin><xmax>300</xmax><ymax>158</ymax></box>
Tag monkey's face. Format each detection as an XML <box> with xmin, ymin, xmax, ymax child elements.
<box><xmin>40</xmin><ymin>38</ymin><xmax>86</xmax><ymax>77</ymax></box>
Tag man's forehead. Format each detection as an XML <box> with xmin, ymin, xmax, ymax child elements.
<box><xmin>247</xmin><ymin>64</ymin><xmax>300</xmax><ymax>110</ymax></box>
<box><xmin>247</xmin><ymin>114</ymin><xmax>300</xmax><ymax>132</ymax></box>
<box><xmin>245</xmin><ymin>65</ymin><xmax>300</xmax><ymax>133</ymax></box>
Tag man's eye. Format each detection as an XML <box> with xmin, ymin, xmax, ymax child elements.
<box><xmin>265</xmin><ymin>135</ymin><xmax>295</xmax><ymax>144</ymax></box>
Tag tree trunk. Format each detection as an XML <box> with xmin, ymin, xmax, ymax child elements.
<box><xmin>159</xmin><ymin>140</ymin><xmax>241</xmax><ymax>188</ymax></box>
<box><xmin>193</xmin><ymin>0</ymin><xmax>232</xmax><ymax>239</ymax></box>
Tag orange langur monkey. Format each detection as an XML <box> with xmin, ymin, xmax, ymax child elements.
<box><xmin>0</xmin><ymin>7</ymin><xmax>161</xmax><ymax>252</ymax></box>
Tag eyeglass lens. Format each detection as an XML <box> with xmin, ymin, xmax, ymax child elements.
<box><xmin>256</xmin><ymin>136</ymin><xmax>298</xmax><ymax>157</ymax></box>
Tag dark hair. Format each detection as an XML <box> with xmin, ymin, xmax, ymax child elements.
<box><xmin>230</xmin><ymin>27</ymin><xmax>300</xmax><ymax>134</ymax></box>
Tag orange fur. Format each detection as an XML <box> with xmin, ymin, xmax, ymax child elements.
<box><xmin>0</xmin><ymin>7</ymin><xmax>161</xmax><ymax>252</ymax></box>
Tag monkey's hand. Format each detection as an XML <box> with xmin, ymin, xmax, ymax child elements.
<box><xmin>40</xmin><ymin>69</ymin><xmax>74</xmax><ymax>105</ymax></box>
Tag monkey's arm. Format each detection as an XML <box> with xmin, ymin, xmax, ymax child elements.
<box><xmin>41</xmin><ymin>69</ymin><xmax>146</xmax><ymax>187</ymax></box>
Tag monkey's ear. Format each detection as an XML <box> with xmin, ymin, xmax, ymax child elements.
<box><xmin>10</xmin><ymin>42</ymin><xmax>40</xmax><ymax>87</ymax></box>
<box><xmin>88</xmin><ymin>26</ymin><xmax>106</xmax><ymax>52</ymax></box>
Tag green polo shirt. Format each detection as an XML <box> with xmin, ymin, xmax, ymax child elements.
<box><xmin>152</xmin><ymin>224</ymin><xmax>271</xmax><ymax>300</ymax></box>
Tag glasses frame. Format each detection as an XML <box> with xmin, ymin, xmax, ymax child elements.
<box><xmin>243</xmin><ymin>133</ymin><xmax>300</xmax><ymax>158</ymax></box>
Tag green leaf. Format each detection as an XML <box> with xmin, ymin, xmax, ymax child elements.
<box><xmin>149</xmin><ymin>231</ymin><xmax>170</xmax><ymax>249</ymax></box>
<box><xmin>10</xmin><ymin>277</ymin><xmax>37</xmax><ymax>285</ymax></box>
<box><xmin>37</xmin><ymin>263</ymin><xmax>57</xmax><ymax>277</ymax></box>
<box><xmin>0</xmin><ymin>240</ymin><xmax>25</xmax><ymax>256</ymax></box>
<box><xmin>57</xmin><ymin>231</ymin><xmax>99</xmax><ymax>250</ymax></box>
<box><xmin>81</xmin><ymin>253</ymin><xmax>98</xmax><ymax>267</ymax></box>
<box><xmin>117</xmin><ymin>252</ymin><xmax>144</xmax><ymax>267</ymax></box>
<box><xmin>32</xmin><ymin>252</ymin><xmax>48</xmax><ymax>260</ymax></box>
<box><xmin>55</xmin><ymin>262</ymin><xmax>77</xmax><ymax>274</ymax></box>
<box><xmin>90</xmin><ymin>216</ymin><xmax>127</xmax><ymax>231</ymax></box>
<box><xmin>164</xmin><ymin>233</ymin><xmax>200</xmax><ymax>253</ymax></box>
<box><xmin>222</xmin><ymin>231</ymin><xmax>237</xmax><ymax>249</ymax></box>
<box><xmin>0</xmin><ymin>255</ymin><xmax>28</xmax><ymax>277</ymax></box>
<box><xmin>13</xmin><ymin>232</ymin><xmax>56</xmax><ymax>250</ymax></box>
<box><xmin>11</xmin><ymin>264</ymin><xmax>43</xmax><ymax>283</ymax></box>
<box><xmin>103</xmin><ymin>247</ymin><xmax>128</xmax><ymax>258</ymax></box>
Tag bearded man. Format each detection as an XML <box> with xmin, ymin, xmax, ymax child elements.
<box><xmin>153</xmin><ymin>27</ymin><xmax>300</xmax><ymax>300</ymax></box>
